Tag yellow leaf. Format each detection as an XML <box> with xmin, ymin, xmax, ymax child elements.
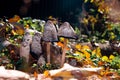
<box><xmin>102</xmin><ymin>56</ymin><xmax>109</xmax><ymax>62</ymax></box>
<box><xmin>109</xmin><ymin>32</ymin><xmax>116</xmax><ymax>40</ymax></box>
<box><xmin>75</xmin><ymin>51</ymin><xmax>82</xmax><ymax>55</ymax></box>
<box><xmin>83</xmin><ymin>50</ymin><xmax>90</xmax><ymax>59</ymax></box>
<box><xmin>14</xmin><ymin>25</ymin><xmax>24</xmax><ymax>35</ymax></box>
<box><xmin>74</xmin><ymin>51</ymin><xmax>84</xmax><ymax>60</ymax></box>
<box><xmin>75</xmin><ymin>44</ymin><xmax>82</xmax><ymax>50</ymax></box>
<box><xmin>43</xmin><ymin>70</ymin><xmax>50</xmax><ymax>78</ymax></box>
<box><xmin>100</xmin><ymin>70</ymin><xmax>105</xmax><ymax>76</ymax></box>
<box><xmin>92</xmin><ymin>47</ymin><xmax>102</xmax><ymax>57</ymax></box>
<box><xmin>109</xmin><ymin>55</ymin><xmax>115</xmax><ymax>60</ymax></box>
<box><xmin>89</xmin><ymin>16</ymin><xmax>97</xmax><ymax>23</ymax></box>
<box><xmin>48</xmin><ymin>16</ymin><xmax>53</xmax><ymax>20</ymax></box>
<box><xmin>98</xmin><ymin>7</ymin><xmax>104</xmax><ymax>14</ymax></box>
<box><xmin>92</xmin><ymin>49</ymin><xmax>96</xmax><ymax>55</ymax></box>
<box><xmin>83</xmin><ymin>18</ymin><xmax>88</xmax><ymax>25</ymax></box>
<box><xmin>46</xmin><ymin>63</ymin><xmax>51</xmax><ymax>67</ymax></box>
<box><xmin>11</xmin><ymin>30</ymin><xmax>17</xmax><ymax>35</ymax></box>
<box><xmin>107</xmin><ymin>24</ymin><xmax>112</xmax><ymax>30</ymax></box>
<box><xmin>96</xmin><ymin>47</ymin><xmax>102</xmax><ymax>57</ymax></box>
<box><xmin>82</xmin><ymin>45</ymin><xmax>90</xmax><ymax>50</ymax></box>
<box><xmin>105</xmin><ymin>6</ymin><xmax>110</xmax><ymax>13</ymax></box>
<box><xmin>83</xmin><ymin>59</ymin><xmax>93</xmax><ymax>66</ymax></box>
<box><xmin>25</xmin><ymin>24</ymin><xmax>30</xmax><ymax>29</ymax></box>
<box><xmin>59</xmin><ymin>37</ymin><xmax>69</xmax><ymax>43</ymax></box>
<box><xmin>8</xmin><ymin>15</ymin><xmax>21</xmax><ymax>23</ymax></box>
<box><xmin>59</xmin><ymin>37</ymin><xmax>64</xmax><ymax>42</ymax></box>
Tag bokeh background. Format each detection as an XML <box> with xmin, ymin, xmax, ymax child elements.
<box><xmin>0</xmin><ymin>0</ymin><xmax>83</xmax><ymax>23</ymax></box>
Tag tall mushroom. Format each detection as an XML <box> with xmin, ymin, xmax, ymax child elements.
<box><xmin>30</xmin><ymin>32</ymin><xmax>46</xmax><ymax>65</ymax></box>
<box><xmin>43</xmin><ymin>20</ymin><xmax>58</xmax><ymax>63</ymax></box>
<box><xmin>19</xmin><ymin>31</ymin><xmax>32</xmax><ymax>72</ymax></box>
<box><xmin>58</xmin><ymin>22</ymin><xmax>77</xmax><ymax>67</ymax></box>
<box><xmin>20</xmin><ymin>31</ymin><xmax>32</xmax><ymax>63</ymax></box>
<box><xmin>30</xmin><ymin>32</ymin><xmax>42</xmax><ymax>59</ymax></box>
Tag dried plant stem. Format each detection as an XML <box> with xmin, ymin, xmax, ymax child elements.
<box><xmin>61</xmin><ymin>38</ymin><xmax>67</xmax><ymax>67</ymax></box>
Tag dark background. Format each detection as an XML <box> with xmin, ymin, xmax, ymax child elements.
<box><xmin>0</xmin><ymin>0</ymin><xmax>83</xmax><ymax>23</ymax></box>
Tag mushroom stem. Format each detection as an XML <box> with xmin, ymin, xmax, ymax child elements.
<box><xmin>61</xmin><ymin>38</ymin><xmax>67</xmax><ymax>67</ymax></box>
<box><xmin>47</xmin><ymin>42</ymin><xmax>51</xmax><ymax>63</ymax></box>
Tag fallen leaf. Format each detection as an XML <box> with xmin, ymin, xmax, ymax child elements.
<box><xmin>8</xmin><ymin>15</ymin><xmax>21</xmax><ymax>23</ymax></box>
<box><xmin>34</xmin><ymin>71</ymin><xmax>38</xmax><ymax>79</ymax></box>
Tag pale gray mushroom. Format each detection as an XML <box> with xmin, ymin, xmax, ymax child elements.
<box><xmin>58</xmin><ymin>22</ymin><xmax>76</xmax><ymax>39</ymax></box>
<box><xmin>19</xmin><ymin>32</ymin><xmax>33</xmax><ymax>72</ymax></box>
<box><xmin>31</xmin><ymin>32</ymin><xmax>46</xmax><ymax>66</ymax></box>
<box><xmin>43</xmin><ymin>20</ymin><xmax>58</xmax><ymax>42</ymax></box>
<box><xmin>30</xmin><ymin>32</ymin><xmax>42</xmax><ymax>59</ymax></box>
<box><xmin>58</xmin><ymin>22</ymin><xmax>77</xmax><ymax>67</ymax></box>
<box><xmin>20</xmin><ymin>32</ymin><xmax>32</xmax><ymax>63</ymax></box>
<box><xmin>42</xmin><ymin>20</ymin><xmax>58</xmax><ymax>63</ymax></box>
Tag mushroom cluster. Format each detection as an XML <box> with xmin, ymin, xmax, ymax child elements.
<box><xmin>20</xmin><ymin>29</ymin><xmax>45</xmax><ymax>72</ymax></box>
<box><xmin>19</xmin><ymin>20</ymin><xmax>77</xmax><ymax>69</ymax></box>
<box><xmin>43</xmin><ymin>21</ymin><xmax>77</xmax><ymax>67</ymax></box>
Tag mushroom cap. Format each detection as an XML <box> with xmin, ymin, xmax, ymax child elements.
<box><xmin>43</xmin><ymin>20</ymin><xmax>58</xmax><ymax>42</ymax></box>
<box><xmin>58</xmin><ymin>22</ymin><xmax>77</xmax><ymax>39</ymax></box>
<box><xmin>22</xmin><ymin>31</ymin><xmax>33</xmax><ymax>45</ymax></box>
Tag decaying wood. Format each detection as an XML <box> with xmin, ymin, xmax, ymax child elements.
<box><xmin>49</xmin><ymin>63</ymin><xmax>102</xmax><ymax>76</ymax></box>
<box><xmin>49</xmin><ymin>63</ymin><xmax>102</xmax><ymax>80</ymax></box>
<box><xmin>0</xmin><ymin>66</ymin><xmax>30</xmax><ymax>80</ymax></box>
<box><xmin>47</xmin><ymin>63</ymin><xmax>120</xmax><ymax>80</ymax></box>
<box><xmin>0</xmin><ymin>64</ymin><xmax>119</xmax><ymax>80</ymax></box>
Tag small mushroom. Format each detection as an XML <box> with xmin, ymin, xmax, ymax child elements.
<box><xmin>43</xmin><ymin>20</ymin><xmax>58</xmax><ymax>63</ymax></box>
<box><xmin>30</xmin><ymin>32</ymin><xmax>42</xmax><ymax>59</ymax></box>
<box><xmin>20</xmin><ymin>31</ymin><xmax>32</xmax><ymax>65</ymax></box>
<box><xmin>58</xmin><ymin>22</ymin><xmax>77</xmax><ymax>67</ymax></box>
<box><xmin>20</xmin><ymin>31</ymin><xmax>32</xmax><ymax>72</ymax></box>
<box><xmin>20</xmin><ymin>32</ymin><xmax>32</xmax><ymax>63</ymax></box>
